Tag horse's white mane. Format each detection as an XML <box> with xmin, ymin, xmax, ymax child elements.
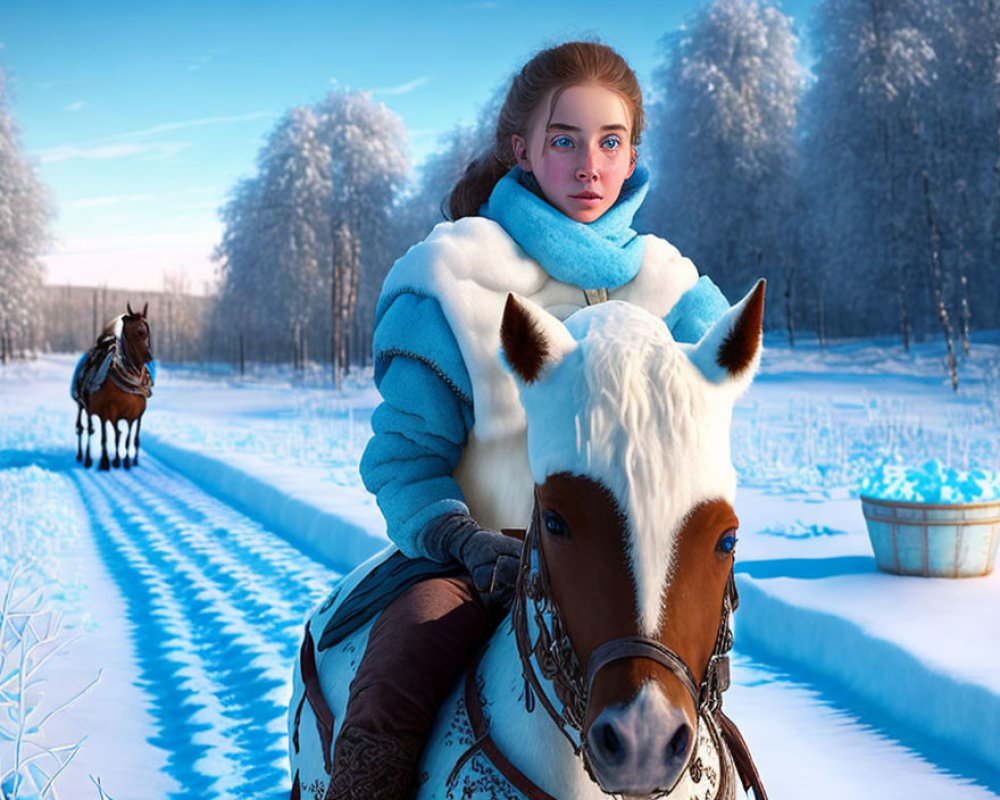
<box><xmin>101</xmin><ymin>315</ymin><xmax>125</xmax><ymax>339</ymax></box>
<box><xmin>519</xmin><ymin>302</ymin><xmax>740</xmax><ymax>635</ymax></box>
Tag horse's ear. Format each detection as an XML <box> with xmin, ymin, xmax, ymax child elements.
<box><xmin>142</xmin><ymin>302</ymin><xmax>148</xmax><ymax>318</ymax></box>
<box><xmin>686</xmin><ymin>279</ymin><xmax>765</xmax><ymax>386</ymax></box>
<box><xmin>500</xmin><ymin>293</ymin><xmax>577</xmax><ymax>384</ymax></box>
<box><xmin>127</xmin><ymin>302</ymin><xmax>135</xmax><ymax>316</ymax></box>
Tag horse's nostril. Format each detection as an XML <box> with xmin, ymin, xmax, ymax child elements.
<box><xmin>602</xmin><ymin>723</ymin><xmax>622</xmax><ymax>756</ymax></box>
<box><xmin>589</xmin><ymin>721</ymin><xmax>627</xmax><ymax>766</ymax></box>
<box><xmin>666</xmin><ymin>724</ymin><xmax>691</xmax><ymax>761</ymax></box>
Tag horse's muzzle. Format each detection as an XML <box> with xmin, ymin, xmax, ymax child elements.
<box><xmin>583</xmin><ymin>681</ymin><xmax>696</xmax><ymax>797</ymax></box>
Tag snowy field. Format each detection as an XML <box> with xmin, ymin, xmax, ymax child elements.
<box><xmin>1</xmin><ymin>333</ymin><xmax>999</xmax><ymax>799</ymax></box>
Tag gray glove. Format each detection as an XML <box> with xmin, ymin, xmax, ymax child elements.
<box><xmin>430</xmin><ymin>513</ymin><xmax>523</xmax><ymax>611</ymax></box>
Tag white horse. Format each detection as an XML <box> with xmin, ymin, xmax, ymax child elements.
<box><xmin>289</xmin><ymin>282</ymin><xmax>767</xmax><ymax>800</ymax></box>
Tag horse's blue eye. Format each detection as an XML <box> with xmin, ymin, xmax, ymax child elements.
<box><xmin>717</xmin><ymin>530</ymin><xmax>738</xmax><ymax>554</ymax></box>
<box><xmin>543</xmin><ymin>510</ymin><xmax>570</xmax><ymax>538</ymax></box>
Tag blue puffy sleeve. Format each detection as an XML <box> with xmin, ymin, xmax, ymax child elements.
<box><xmin>359</xmin><ymin>291</ymin><xmax>476</xmax><ymax>560</ymax></box>
<box><xmin>664</xmin><ymin>275</ymin><xmax>731</xmax><ymax>344</ymax></box>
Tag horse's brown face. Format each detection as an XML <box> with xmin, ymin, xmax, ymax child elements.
<box><xmin>536</xmin><ymin>473</ymin><xmax>737</xmax><ymax>792</ymax></box>
<box><xmin>123</xmin><ymin>306</ymin><xmax>153</xmax><ymax>363</ymax></box>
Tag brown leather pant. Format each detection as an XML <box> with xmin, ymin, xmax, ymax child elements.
<box><xmin>325</xmin><ymin>575</ymin><xmax>494</xmax><ymax>800</ymax></box>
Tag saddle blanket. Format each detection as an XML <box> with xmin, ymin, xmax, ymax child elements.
<box><xmin>317</xmin><ymin>545</ymin><xmax>460</xmax><ymax>651</ymax></box>
<box><xmin>71</xmin><ymin>334</ymin><xmax>116</xmax><ymax>402</ymax></box>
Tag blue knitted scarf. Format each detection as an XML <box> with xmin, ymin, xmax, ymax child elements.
<box><xmin>480</xmin><ymin>164</ymin><xmax>649</xmax><ymax>290</ymax></box>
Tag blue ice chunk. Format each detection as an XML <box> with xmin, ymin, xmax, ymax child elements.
<box><xmin>861</xmin><ymin>459</ymin><xmax>1000</xmax><ymax>503</ymax></box>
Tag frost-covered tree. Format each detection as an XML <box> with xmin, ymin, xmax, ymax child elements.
<box><xmin>214</xmin><ymin>176</ymin><xmax>278</xmax><ymax>364</ymax></box>
<box><xmin>988</xmin><ymin>0</ymin><xmax>1000</xmax><ymax>268</ymax></box>
<box><xmin>803</xmin><ymin>0</ymin><xmax>937</xmax><ymax>345</ymax></box>
<box><xmin>215</xmin><ymin>107</ymin><xmax>332</xmax><ymax>367</ymax></box>
<box><xmin>261</xmin><ymin>107</ymin><xmax>331</xmax><ymax>367</ymax></box>
<box><xmin>318</xmin><ymin>90</ymin><xmax>408</xmax><ymax>384</ymax></box>
<box><xmin>921</xmin><ymin>0</ymin><xmax>1000</xmax><ymax>351</ymax></box>
<box><xmin>396</xmin><ymin>80</ymin><xmax>504</xmax><ymax>248</ymax></box>
<box><xmin>644</xmin><ymin>0</ymin><xmax>803</xmax><ymax>336</ymax></box>
<box><xmin>362</xmin><ymin>123</ymin><xmax>482</xmax><ymax>352</ymax></box>
<box><xmin>802</xmin><ymin>0</ymin><xmax>1000</xmax><ymax>352</ymax></box>
<box><xmin>214</xmin><ymin>90</ymin><xmax>407</xmax><ymax>382</ymax></box>
<box><xmin>0</xmin><ymin>66</ymin><xmax>50</xmax><ymax>363</ymax></box>
<box><xmin>402</xmin><ymin>125</ymin><xmax>481</xmax><ymax>239</ymax></box>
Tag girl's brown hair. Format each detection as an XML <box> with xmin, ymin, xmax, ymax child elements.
<box><xmin>448</xmin><ymin>41</ymin><xmax>644</xmax><ymax>221</ymax></box>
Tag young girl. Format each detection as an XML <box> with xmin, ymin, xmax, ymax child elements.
<box><xmin>326</xmin><ymin>40</ymin><xmax>729</xmax><ymax>799</ymax></box>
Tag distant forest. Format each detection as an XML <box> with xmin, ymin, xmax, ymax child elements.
<box><xmin>2</xmin><ymin>0</ymin><xmax>999</xmax><ymax>385</ymax></box>
<box><xmin>40</xmin><ymin>285</ymin><xmax>210</xmax><ymax>363</ymax></box>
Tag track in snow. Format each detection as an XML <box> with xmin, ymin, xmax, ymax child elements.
<box><xmin>69</xmin><ymin>457</ymin><xmax>337</xmax><ymax>800</ymax></box>
<box><xmin>67</xmin><ymin>457</ymin><xmax>1000</xmax><ymax>800</ymax></box>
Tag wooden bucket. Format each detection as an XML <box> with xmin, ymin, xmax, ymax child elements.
<box><xmin>860</xmin><ymin>495</ymin><xmax>1000</xmax><ymax>577</ymax></box>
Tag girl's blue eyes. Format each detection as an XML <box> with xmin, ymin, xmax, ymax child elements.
<box><xmin>716</xmin><ymin>530</ymin><xmax>738</xmax><ymax>555</ymax></box>
<box><xmin>548</xmin><ymin>136</ymin><xmax>622</xmax><ymax>150</ymax></box>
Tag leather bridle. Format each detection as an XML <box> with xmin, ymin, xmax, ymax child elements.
<box><xmin>108</xmin><ymin>326</ymin><xmax>153</xmax><ymax>398</ymax></box>
<box><xmin>511</xmin><ymin>492</ymin><xmax>739</xmax><ymax>798</ymax></box>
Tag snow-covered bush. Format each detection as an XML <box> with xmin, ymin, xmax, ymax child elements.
<box><xmin>732</xmin><ymin>392</ymin><xmax>999</xmax><ymax>498</ymax></box>
<box><xmin>0</xmin><ymin>470</ymin><xmax>98</xmax><ymax>799</ymax></box>
<box><xmin>0</xmin><ymin>564</ymin><xmax>100</xmax><ymax>799</ymax></box>
<box><xmin>730</xmin><ymin>336</ymin><xmax>1000</xmax><ymax>497</ymax></box>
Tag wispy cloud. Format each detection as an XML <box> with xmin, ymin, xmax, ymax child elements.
<box><xmin>62</xmin><ymin>193</ymin><xmax>156</xmax><ymax>210</ymax></box>
<box><xmin>369</xmin><ymin>76</ymin><xmax>430</xmax><ymax>96</ymax></box>
<box><xmin>35</xmin><ymin>79</ymin><xmax>77</xmax><ymax>90</ymax></box>
<box><xmin>178</xmin><ymin>200</ymin><xmax>222</xmax><ymax>212</ymax></box>
<box><xmin>104</xmin><ymin>111</ymin><xmax>276</xmax><ymax>141</ymax></box>
<box><xmin>38</xmin><ymin>142</ymin><xmax>188</xmax><ymax>164</ymax></box>
<box><xmin>33</xmin><ymin>112</ymin><xmax>275</xmax><ymax>165</ymax></box>
<box><xmin>64</xmin><ymin>101</ymin><xmax>86</xmax><ymax>112</ymax></box>
<box><xmin>187</xmin><ymin>48</ymin><xmax>226</xmax><ymax>72</ymax></box>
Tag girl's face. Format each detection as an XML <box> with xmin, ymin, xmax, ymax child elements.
<box><xmin>511</xmin><ymin>83</ymin><xmax>636</xmax><ymax>224</ymax></box>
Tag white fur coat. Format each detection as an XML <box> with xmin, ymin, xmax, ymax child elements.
<box><xmin>379</xmin><ymin>217</ymin><xmax>699</xmax><ymax>532</ymax></box>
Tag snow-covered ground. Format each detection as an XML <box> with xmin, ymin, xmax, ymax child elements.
<box><xmin>1</xmin><ymin>334</ymin><xmax>998</xmax><ymax>799</ymax></box>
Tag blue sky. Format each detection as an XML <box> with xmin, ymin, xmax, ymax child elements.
<box><xmin>2</xmin><ymin>0</ymin><xmax>817</xmax><ymax>295</ymax></box>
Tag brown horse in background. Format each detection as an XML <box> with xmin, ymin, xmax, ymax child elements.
<box><xmin>72</xmin><ymin>302</ymin><xmax>154</xmax><ymax>470</ymax></box>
